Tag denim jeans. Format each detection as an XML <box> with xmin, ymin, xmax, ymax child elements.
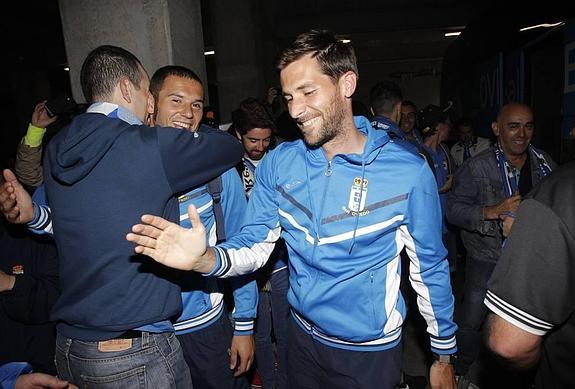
<box><xmin>455</xmin><ymin>259</ymin><xmax>496</xmax><ymax>376</ymax></box>
<box><xmin>254</xmin><ymin>267</ymin><xmax>290</xmax><ymax>389</ymax></box>
<box><xmin>55</xmin><ymin>331</ymin><xmax>192</xmax><ymax>388</ymax></box>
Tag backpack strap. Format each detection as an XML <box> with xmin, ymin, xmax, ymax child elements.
<box><xmin>206</xmin><ymin>175</ymin><xmax>226</xmax><ymax>243</ymax></box>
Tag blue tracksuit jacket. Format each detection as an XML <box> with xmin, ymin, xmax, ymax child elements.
<box><xmin>174</xmin><ymin>168</ymin><xmax>257</xmax><ymax>335</ymax></box>
<box><xmin>208</xmin><ymin>116</ymin><xmax>457</xmax><ymax>354</ymax></box>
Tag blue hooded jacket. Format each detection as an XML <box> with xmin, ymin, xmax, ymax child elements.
<box><xmin>208</xmin><ymin>116</ymin><xmax>457</xmax><ymax>353</ymax></box>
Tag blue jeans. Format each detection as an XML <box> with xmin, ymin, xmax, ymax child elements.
<box><xmin>455</xmin><ymin>259</ymin><xmax>496</xmax><ymax>376</ymax></box>
<box><xmin>254</xmin><ymin>267</ymin><xmax>289</xmax><ymax>389</ymax></box>
<box><xmin>55</xmin><ymin>331</ymin><xmax>192</xmax><ymax>388</ymax></box>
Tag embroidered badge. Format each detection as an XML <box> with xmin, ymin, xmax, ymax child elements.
<box><xmin>347</xmin><ymin>177</ymin><xmax>368</xmax><ymax>213</ymax></box>
<box><xmin>12</xmin><ymin>265</ymin><xmax>24</xmax><ymax>275</ymax></box>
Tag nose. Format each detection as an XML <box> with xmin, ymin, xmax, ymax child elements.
<box><xmin>181</xmin><ymin>104</ymin><xmax>194</xmax><ymax>119</ymax></box>
<box><xmin>288</xmin><ymin>95</ymin><xmax>306</xmax><ymax>120</ymax></box>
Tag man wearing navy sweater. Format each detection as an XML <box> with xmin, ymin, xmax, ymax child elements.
<box><xmin>0</xmin><ymin>45</ymin><xmax>242</xmax><ymax>387</ymax></box>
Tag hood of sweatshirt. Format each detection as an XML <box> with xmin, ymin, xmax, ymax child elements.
<box><xmin>47</xmin><ymin>103</ymin><xmax>142</xmax><ymax>185</ymax></box>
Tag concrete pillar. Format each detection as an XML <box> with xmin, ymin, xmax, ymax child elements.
<box><xmin>210</xmin><ymin>0</ymin><xmax>267</xmax><ymax>123</ymax></box>
<box><xmin>58</xmin><ymin>0</ymin><xmax>207</xmax><ymax>103</ymax></box>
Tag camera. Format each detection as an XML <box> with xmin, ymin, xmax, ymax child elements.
<box><xmin>45</xmin><ymin>96</ymin><xmax>78</xmax><ymax>118</ymax></box>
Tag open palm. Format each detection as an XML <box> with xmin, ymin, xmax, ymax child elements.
<box><xmin>127</xmin><ymin>205</ymin><xmax>208</xmax><ymax>271</ymax></box>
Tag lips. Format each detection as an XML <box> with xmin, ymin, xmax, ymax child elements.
<box><xmin>171</xmin><ymin>121</ymin><xmax>193</xmax><ymax>130</ymax></box>
<box><xmin>298</xmin><ymin>115</ymin><xmax>321</xmax><ymax>129</ymax></box>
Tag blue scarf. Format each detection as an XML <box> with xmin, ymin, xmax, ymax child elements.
<box><xmin>494</xmin><ymin>142</ymin><xmax>552</xmax><ymax>198</ymax></box>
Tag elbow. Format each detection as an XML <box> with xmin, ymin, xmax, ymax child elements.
<box><xmin>486</xmin><ymin>325</ymin><xmax>540</xmax><ymax>370</ymax></box>
<box><xmin>487</xmin><ymin>334</ymin><xmax>517</xmax><ymax>361</ymax></box>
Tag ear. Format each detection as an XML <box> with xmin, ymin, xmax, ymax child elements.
<box><xmin>339</xmin><ymin>71</ymin><xmax>357</xmax><ymax>99</ymax></box>
<box><xmin>147</xmin><ymin>94</ymin><xmax>155</xmax><ymax>115</ymax></box>
<box><xmin>392</xmin><ymin>103</ymin><xmax>402</xmax><ymax>123</ymax></box>
<box><xmin>119</xmin><ymin>78</ymin><xmax>132</xmax><ymax>104</ymax></box>
<box><xmin>491</xmin><ymin>121</ymin><xmax>499</xmax><ymax>137</ymax></box>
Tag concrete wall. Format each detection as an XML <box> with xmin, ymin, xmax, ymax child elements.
<box><xmin>59</xmin><ymin>0</ymin><xmax>206</xmax><ymax>103</ymax></box>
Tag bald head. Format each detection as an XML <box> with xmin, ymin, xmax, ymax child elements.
<box><xmin>496</xmin><ymin>103</ymin><xmax>532</xmax><ymax>123</ymax></box>
<box><xmin>492</xmin><ymin>102</ymin><xmax>534</xmax><ymax>158</ymax></box>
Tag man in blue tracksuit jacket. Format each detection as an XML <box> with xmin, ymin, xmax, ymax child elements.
<box><xmin>127</xmin><ymin>30</ymin><xmax>458</xmax><ymax>389</ymax></box>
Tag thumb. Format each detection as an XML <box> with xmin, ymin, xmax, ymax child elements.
<box><xmin>187</xmin><ymin>204</ymin><xmax>201</xmax><ymax>229</ymax></box>
<box><xmin>3</xmin><ymin>169</ymin><xmax>17</xmax><ymax>184</ymax></box>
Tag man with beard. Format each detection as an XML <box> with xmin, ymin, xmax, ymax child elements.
<box><xmin>446</xmin><ymin>102</ymin><xmax>556</xmax><ymax>388</ymax></box>
<box><xmin>127</xmin><ymin>30</ymin><xmax>458</xmax><ymax>389</ymax></box>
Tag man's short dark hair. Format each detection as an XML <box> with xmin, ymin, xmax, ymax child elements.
<box><xmin>369</xmin><ymin>81</ymin><xmax>403</xmax><ymax>116</ymax></box>
<box><xmin>276</xmin><ymin>29</ymin><xmax>358</xmax><ymax>81</ymax></box>
<box><xmin>231</xmin><ymin>98</ymin><xmax>276</xmax><ymax>136</ymax></box>
<box><xmin>401</xmin><ymin>100</ymin><xmax>417</xmax><ymax>111</ymax></box>
<box><xmin>149</xmin><ymin>65</ymin><xmax>203</xmax><ymax>103</ymax></box>
<box><xmin>80</xmin><ymin>45</ymin><xmax>144</xmax><ymax>103</ymax></box>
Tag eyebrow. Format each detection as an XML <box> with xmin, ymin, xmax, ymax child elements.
<box><xmin>166</xmin><ymin>92</ymin><xmax>204</xmax><ymax>103</ymax></box>
<box><xmin>283</xmin><ymin>82</ymin><xmax>315</xmax><ymax>96</ymax></box>
<box><xmin>507</xmin><ymin>120</ymin><xmax>534</xmax><ymax>125</ymax></box>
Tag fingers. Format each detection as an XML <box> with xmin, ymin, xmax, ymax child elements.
<box><xmin>131</xmin><ymin>223</ymin><xmax>163</xmax><ymax>239</ymax></box>
<box><xmin>126</xmin><ymin>232</ymin><xmax>157</xmax><ymax>249</ymax></box>
<box><xmin>0</xmin><ymin>190</ymin><xmax>17</xmax><ymax>212</ymax></box>
<box><xmin>140</xmin><ymin>214</ymin><xmax>172</xmax><ymax>230</ymax></box>
<box><xmin>229</xmin><ymin>348</ymin><xmax>238</xmax><ymax>371</ymax></box>
<box><xmin>6</xmin><ymin>206</ymin><xmax>21</xmax><ymax>222</ymax></box>
<box><xmin>235</xmin><ymin>354</ymin><xmax>253</xmax><ymax>376</ymax></box>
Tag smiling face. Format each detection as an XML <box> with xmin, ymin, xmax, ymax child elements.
<box><xmin>153</xmin><ymin>75</ymin><xmax>204</xmax><ymax>131</ymax></box>
<box><xmin>240</xmin><ymin>127</ymin><xmax>273</xmax><ymax>161</ymax></box>
<box><xmin>280</xmin><ymin>54</ymin><xmax>346</xmax><ymax>148</ymax></box>
<box><xmin>399</xmin><ymin>104</ymin><xmax>417</xmax><ymax>135</ymax></box>
<box><xmin>492</xmin><ymin>104</ymin><xmax>534</xmax><ymax>158</ymax></box>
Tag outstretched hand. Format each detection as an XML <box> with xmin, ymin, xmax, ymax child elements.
<box><xmin>126</xmin><ymin>205</ymin><xmax>211</xmax><ymax>271</ymax></box>
<box><xmin>1</xmin><ymin>169</ymin><xmax>35</xmax><ymax>224</ymax></box>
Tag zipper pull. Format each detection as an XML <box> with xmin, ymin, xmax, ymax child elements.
<box><xmin>325</xmin><ymin>160</ymin><xmax>333</xmax><ymax>176</ymax></box>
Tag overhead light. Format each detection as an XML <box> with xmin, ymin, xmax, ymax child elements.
<box><xmin>520</xmin><ymin>21</ymin><xmax>564</xmax><ymax>32</ymax></box>
<box><xmin>340</xmin><ymin>39</ymin><xmax>351</xmax><ymax>44</ymax></box>
<box><xmin>64</xmin><ymin>67</ymin><xmax>70</xmax><ymax>71</ymax></box>
<box><xmin>204</xmin><ymin>50</ymin><xmax>215</xmax><ymax>56</ymax></box>
<box><xmin>444</xmin><ymin>32</ymin><xmax>461</xmax><ymax>37</ymax></box>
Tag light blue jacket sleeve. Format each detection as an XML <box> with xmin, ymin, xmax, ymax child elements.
<box><xmin>26</xmin><ymin>184</ymin><xmax>53</xmax><ymax>235</ymax></box>
<box><xmin>220</xmin><ymin>169</ymin><xmax>259</xmax><ymax>335</ymax></box>
<box><xmin>0</xmin><ymin>362</ymin><xmax>33</xmax><ymax>389</ymax></box>
<box><xmin>404</xmin><ymin>162</ymin><xmax>457</xmax><ymax>355</ymax></box>
<box><xmin>208</xmin><ymin>152</ymin><xmax>281</xmax><ymax>278</ymax></box>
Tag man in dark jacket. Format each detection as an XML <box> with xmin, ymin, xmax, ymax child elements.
<box><xmin>446</xmin><ymin>102</ymin><xmax>556</xmax><ymax>387</ymax></box>
<box><xmin>0</xmin><ymin>45</ymin><xmax>242</xmax><ymax>388</ymax></box>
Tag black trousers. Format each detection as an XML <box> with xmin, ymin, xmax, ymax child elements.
<box><xmin>287</xmin><ymin>317</ymin><xmax>402</xmax><ymax>389</ymax></box>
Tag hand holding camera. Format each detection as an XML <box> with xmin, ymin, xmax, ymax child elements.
<box><xmin>31</xmin><ymin>100</ymin><xmax>58</xmax><ymax>128</ymax></box>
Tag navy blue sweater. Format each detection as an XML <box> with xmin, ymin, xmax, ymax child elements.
<box><xmin>43</xmin><ymin>112</ymin><xmax>243</xmax><ymax>341</ymax></box>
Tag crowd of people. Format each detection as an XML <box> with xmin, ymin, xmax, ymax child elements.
<box><xmin>0</xmin><ymin>29</ymin><xmax>573</xmax><ymax>389</ymax></box>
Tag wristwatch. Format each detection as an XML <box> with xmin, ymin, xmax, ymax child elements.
<box><xmin>433</xmin><ymin>353</ymin><xmax>457</xmax><ymax>365</ymax></box>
